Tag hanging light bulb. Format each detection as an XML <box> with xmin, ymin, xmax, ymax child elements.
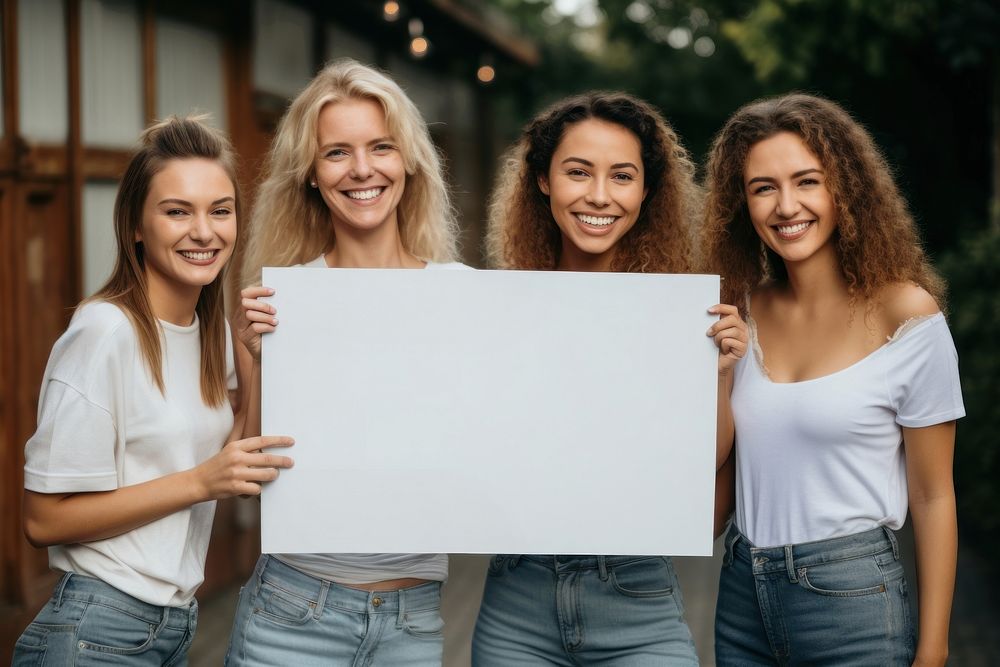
<box><xmin>382</xmin><ymin>1</ymin><xmax>401</xmax><ymax>21</ymax></box>
<box><xmin>410</xmin><ymin>36</ymin><xmax>429</xmax><ymax>58</ymax></box>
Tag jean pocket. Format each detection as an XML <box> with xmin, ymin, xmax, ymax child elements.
<box><xmin>486</xmin><ymin>555</ymin><xmax>509</xmax><ymax>577</ymax></box>
<box><xmin>610</xmin><ymin>558</ymin><xmax>676</xmax><ymax>598</ymax></box>
<box><xmin>254</xmin><ymin>581</ymin><xmax>315</xmax><ymax>625</ymax></box>
<box><xmin>797</xmin><ymin>556</ymin><xmax>887</xmax><ymax>598</ymax></box>
<box><xmin>76</xmin><ymin>603</ymin><xmax>157</xmax><ymax>655</ymax></box>
<box><xmin>402</xmin><ymin>607</ymin><xmax>445</xmax><ymax>639</ymax></box>
<box><xmin>13</xmin><ymin>623</ymin><xmax>77</xmax><ymax>666</ymax></box>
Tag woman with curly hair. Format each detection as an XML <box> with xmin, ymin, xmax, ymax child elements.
<box><xmin>472</xmin><ymin>91</ymin><xmax>746</xmax><ymax>666</ymax></box>
<box><xmin>703</xmin><ymin>93</ymin><xmax>964</xmax><ymax>666</ymax></box>
<box><xmin>226</xmin><ymin>59</ymin><xmax>467</xmax><ymax>666</ymax></box>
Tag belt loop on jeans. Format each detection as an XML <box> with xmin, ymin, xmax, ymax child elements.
<box><xmin>882</xmin><ymin>525</ymin><xmax>900</xmax><ymax>560</ymax></box>
<box><xmin>52</xmin><ymin>572</ymin><xmax>73</xmax><ymax>611</ymax></box>
<box><xmin>723</xmin><ymin>526</ymin><xmax>740</xmax><ymax>567</ymax></box>
<box><xmin>597</xmin><ymin>556</ymin><xmax>609</xmax><ymax>581</ymax></box>
<box><xmin>784</xmin><ymin>545</ymin><xmax>798</xmax><ymax>583</ymax></box>
<box><xmin>314</xmin><ymin>580</ymin><xmax>329</xmax><ymax>620</ymax></box>
<box><xmin>396</xmin><ymin>586</ymin><xmax>407</xmax><ymax>629</ymax></box>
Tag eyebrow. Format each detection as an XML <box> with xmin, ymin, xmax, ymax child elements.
<box><xmin>319</xmin><ymin>136</ymin><xmax>395</xmax><ymax>150</ymax></box>
<box><xmin>157</xmin><ymin>196</ymin><xmax>235</xmax><ymax>207</ymax></box>
<box><xmin>746</xmin><ymin>168</ymin><xmax>823</xmax><ymax>186</ymax></box>
<box><xmin>561</xmin><ymin>157</ymin><xmax>640</xmax><ymax>171</ymax></box>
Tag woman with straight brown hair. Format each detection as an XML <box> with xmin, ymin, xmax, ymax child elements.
<box><xmin>14</xmin><ymin>116</ymin><xmax>293</xmax><ymax>666</ymax></box>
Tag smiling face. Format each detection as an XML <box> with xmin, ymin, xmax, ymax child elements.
<box><xmin>313</xmin><ymin>97</ymin><xmax>406</xmax><ymax>237</ymax></box>
<box><xmin>744</xmin><ymin>131</ymin><xmax>838</xmax><ymax>267</ymax></box>
<box><xmin>539</xmin><ymin>118</ymin><xmax>647</xmax><ymax>271</ymax></box>
<box><xmin>136</xmin><ymin>157</ymin><xmax>236</xmax><ymax>317</ymax></box>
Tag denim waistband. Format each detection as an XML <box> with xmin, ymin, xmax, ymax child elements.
<box><xmin>256</xmin><ymin>555</ymin><xmax>440</xmax><ymax>616</ymax></box>
<box><xmin>723</xmin><ymin>525</ymin><xmax>900</xmax><ymax>579</ymax></box>
<box><xmin>51</xmin><ymin>572</ymin><xmax>197</xmax><ymax>632</ymax></box>
<box><xmin>513</xmin><ymin>554</ymin><xmax>667</xmax><ymax>573</ymax></box>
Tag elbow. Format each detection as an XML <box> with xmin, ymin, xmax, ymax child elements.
<box><xmin>23</xmin><ymin>516</ymin><xmax>54</xmax><ymax>548</ymax></box>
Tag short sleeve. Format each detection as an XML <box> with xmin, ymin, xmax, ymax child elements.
<box><xmin>886</xmin><ymin>315</ymin><xmax>966</xmax><ymax>428</ymax></box>
<box><xmin>23</xmin><ymin>380</ymin><xmax>119</xmax><ymax>492</ymax></box>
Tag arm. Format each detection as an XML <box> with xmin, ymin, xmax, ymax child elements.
<box><xmin>707</xmin><ymin>304</ymin><xmax>746</xmax><ymax>469</ymax></box>
<box><xmin>714</xmin><ymin>450</ymin><xmax>735</xmax><ymax>539</ymax></box>
<box><xmin>23</xmin><ymin>434</ymin><xmax>294</xmax><ymax>548</ymax></box>
<box><xmin>232</xmin><ymin>285</ymin><xmax>277</xmax><ymax>439</ymax></box>
<box><xmin>904</xmin><ymin>421</ymin><xmax>957</xmax><ymax>667</ymax></box>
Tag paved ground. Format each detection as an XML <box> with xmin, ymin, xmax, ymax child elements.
<box><xmin>191</xmin><ymin>525</ymin><xmax>1000</xmax><ymax>665</ymax></box>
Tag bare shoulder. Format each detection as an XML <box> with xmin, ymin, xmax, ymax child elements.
<box><xmin>876</xmin><ymin>282</ymin><xmax>941</xmax><ymax>336</ymax></box>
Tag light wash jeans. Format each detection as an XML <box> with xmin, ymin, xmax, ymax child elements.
<box><xmin>12</xmin><ymin>572</ymin><xmax>197</xmax><ymax>666</ymax></box>
<box><xmin>715</xmin><ymin>525</ymin><xmax>915</xmax><ymax>666</ymax></box>
<box><xmin>225</xmin><ymin>554</ymin><xmax>443</xmax><ymax>666</ymax></box>
<box><xmin>472</xmin><ymin>554</ymin><xmax>698</xmax><ymax>666</ymax></box>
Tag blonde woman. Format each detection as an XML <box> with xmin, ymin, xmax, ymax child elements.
<box><xmin>226</xmin><ymin>59</ymin><xmax>466</xmax><ymax>666</ymax></box>
<box><xmin>14</xmin><ymin>117</ymin><xmax>293</xmax><ymax>666</ymax></box>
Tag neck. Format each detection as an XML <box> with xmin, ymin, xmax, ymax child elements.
<box><xmin>556</xmin><ymin>237</ymin><xmax>615</xmax><ymax>273</ymax></box>
<box><xmin>145</xmin><ymin>272</ymin><xmax>201</xmax><ymax>326</ymax></box>
<box><xmin>326</xmin><ymin>216</ymin><xmax>422</xmax><ymax>268</ymax></box>
<box><xmin>781</xmin><ymin>243</ymin><xmax>849</xmax><ymax>306</ymax></box>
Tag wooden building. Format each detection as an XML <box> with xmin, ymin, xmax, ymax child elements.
<box><xmin>0</xmin><ymin>0</ymin><xmax>536</xmax><ymax>656</ymax></box>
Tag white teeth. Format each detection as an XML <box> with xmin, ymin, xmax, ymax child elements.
<box><xmin>179</xmin><ymin>250</ymin><xmax>215</xmax><ymax>261</ymax></box>
<box><xmin>346</xmin><ymin>187</ymin><xmax>384</xmax><ymax>200</ymax></box>
<box><xmin>776</xmin><ymin>221</ymin><xmax>810</xmax><ymax>235</ymax></box>
<box><xmin>577</xmin><ymin>214</ymin><xmax>616</xmax><ymax>227</ymax></box>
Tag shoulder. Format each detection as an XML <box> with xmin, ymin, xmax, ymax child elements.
<box><xmin>425</xmin><ymin>261</ymin><xmax>475</xmax><ymax>271</ymax></box>
<box><xmin>46</xmin><ymin>301</ymin><xmax>137</xmax><ymax>386</ymax></box>
<box><xmin>66</xmin><ymin>301</ymin><xmax>136</xmax><ymax>345</ymax></box>
<box><xmin>875</xmin><ymin>283</ymin><xmax>941</xmax><ymax>338</ymax></box>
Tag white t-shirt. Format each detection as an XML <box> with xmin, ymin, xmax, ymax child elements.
<box><xmin>731</xmin><ymin>312</ymin><xmax>965</xmax><ymax>548</ymax></box>
<box><xmin>277</xmin><ymin>255</ymin><xmax>471</xmax><ymax>584</ymax></box>
<box><xmin>23</xmin><ymin>301</ymin><xmax>235</xmax><ymax>606</ymax></box>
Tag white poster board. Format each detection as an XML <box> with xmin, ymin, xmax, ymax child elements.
<box><xmin>261</xmin><ymin>268</ymin><xmax>719</xmax><ymax>556</ymax></box>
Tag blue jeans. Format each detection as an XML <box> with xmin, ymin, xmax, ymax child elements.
<box><xmin>225</xmin><ymin>555</ymin><xmax>443</xmax><ymax>666</ymax></box>
<box><xmin>472</xmin><ymin>555</ymin><xmax>698</xmax><ymax>666</ymax></box>
<box><xmin>12</xmin><ymin>572</ymin><xmax>198</xmax><ymax>666</ymax></box>
<box><xmin>715</xmin><ymin>525</ymin><xmax>916</xmax><ymax>666</ymax></box>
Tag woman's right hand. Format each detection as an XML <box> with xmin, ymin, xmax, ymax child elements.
<box><xmin>193</xmin><ymin>435</ymin><xmax>294</xmax><ymax>500</ymax></box>
<box><xmin>235</xmin><ymin>286</ymin><xmax>278</xmax><ymax>360</ymax></box>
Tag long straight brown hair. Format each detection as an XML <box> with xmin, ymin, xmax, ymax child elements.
<box><xmin>91</xmin><ymin>116</ymin><xmax>241</xmax><ymax>407</ymax></box>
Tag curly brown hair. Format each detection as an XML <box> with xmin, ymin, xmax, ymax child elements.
<box><xmin>701</xmin><ymin>93</ymin><xmax>944</xmax><ymax>311</ymax></box>
<box><xmin>485</xmin><ymin>92</ymin><xmax>698</xmax><ymax>272</ymax></box>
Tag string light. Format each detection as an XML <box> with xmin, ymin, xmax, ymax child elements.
<box><xmin>477</xmin><ymin>65</ymin><xmax>495</xmax><ymax>83</ymax></box>
<box><xmin>383</xmin><ymin>1</ymin><xmax>400</xmax><ymax>21</ymax></box>
<box><xmin>410</xmin><ymin>36</ymin><xmax>429</xmax><ymax>57</ymax></box>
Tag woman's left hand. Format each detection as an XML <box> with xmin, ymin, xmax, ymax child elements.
<box><xmin>707</xmin><ymin>304</ymin><xmax>748</xmax><ymax>376</ymax></box>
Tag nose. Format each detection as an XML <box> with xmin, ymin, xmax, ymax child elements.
<box><xmin>350</xmin><ymin>153</ymin><xmax>373</xmax><ymax>180</ymax></box>
<box><xmin>776</xmin><ymin>186</ymin><xmax>801</xmax><ymax>218</ymax></box>
<box><xmin>188</xmin><ymin>212</ymin><xmax>213</xmax><ymax>243</ymax></box>
<box><xmin>585</xmin><ymin>178</ymin><xmax>610</xmax><ymax>208</ymax></box>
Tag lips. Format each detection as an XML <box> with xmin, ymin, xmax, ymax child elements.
<box><xmin>177</xmin><ymin>249</ymin><xmax>221</xmax><ymax>265</ymax></box>
<box><xmin>772</xmin><ymin>220</ymin><xmax>813</xmax><ymax>240</ymax></box>
<box><xmin>343</xmin><ymin>187</ymin><xmax>385</xmax><ymax>202</ymax></box>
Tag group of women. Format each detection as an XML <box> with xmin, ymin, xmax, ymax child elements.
<box><xmin>14</xmin><ymin>57</ymin><xmax>963</xmax><ymax>667</ymax></box>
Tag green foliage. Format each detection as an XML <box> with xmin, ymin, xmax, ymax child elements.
<box><xmin>939</xmin><ymin>224</ymin><xmax>1000</xmax><ymax>549</ymax></box>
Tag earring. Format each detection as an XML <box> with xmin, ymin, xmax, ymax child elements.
<box><xmin>310</xmin><ymin>180</ymin><xmax>317</xmax><ymax>188</ymax></box>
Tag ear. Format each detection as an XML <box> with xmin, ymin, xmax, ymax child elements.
<box><xmin>134</xmin><ymin>230</ymin><xmax>142</xmax><ymax>243</ymax></box>
<box><xmin>537</xmin><ymin>174</ymin><xmax>550</xmax><ymax>196</ymax></box>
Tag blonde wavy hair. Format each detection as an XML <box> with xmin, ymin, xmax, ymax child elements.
<box><xmin>92</xmin><ymin>115</ymin><xmax>239</xmax><ymax>408</ymax></box>
<box><xmin>242</xmin><ymin>59</ymin><xmax>458</xmax><ymax>285</ymax></box>
<box><xmin>701</xmin><ymin>93</ymin><xmax>944</xmax><ymax>311</ymax></box>
<box><xmin>485</xmin><ymin>91</ymin><xmax>698</xmax><ymax>272</ymax></box>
